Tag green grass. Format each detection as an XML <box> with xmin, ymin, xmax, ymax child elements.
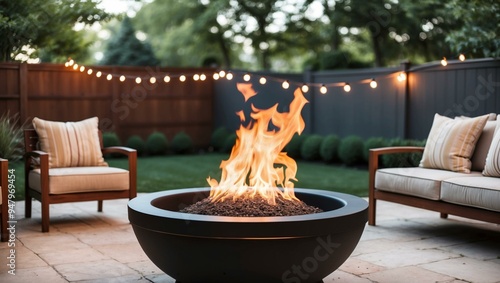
<box><xmin>9</xmin><ymin>153</ymin><xmax>369</xmax><ymax>200</ymax></box>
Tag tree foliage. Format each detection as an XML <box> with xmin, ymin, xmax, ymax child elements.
<box><xmin>101</xmin><ymin>16</ymin><xmax>159</xmax><ymax>66</ymax></box>
<box><xmin>0</xmin><ymin>0</ymin><xmax>111</xmax><ymax>62</ymax></box>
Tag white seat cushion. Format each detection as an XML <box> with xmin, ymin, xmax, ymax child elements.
<box><xmin>29</xmin><ymin>167</ymin><xmax>129</xmax><ymax>194</ymax></box>
<box><xmin>441</xmin><ymin>176</ymin><xmax>500</xmax><ymax>212</ymax></box>
<box><xmin>375</xmin><ymin>167</ymin><xmax>481</xmax><ymax>200</ymax></box>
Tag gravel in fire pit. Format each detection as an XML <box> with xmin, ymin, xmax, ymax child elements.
<box><xmin>180</xmin><ymin>194</ymin><xmax>323</xmax><ymax>217</ymax></box>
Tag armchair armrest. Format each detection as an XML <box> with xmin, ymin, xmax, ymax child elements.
<box><xmin>102</xmin><ymin>146</ymin><xmax>137</xmax><ymax>157</ymax></box>
<box><xmin>369</xmin><ymin>146</ymin><xmax>424</xmax><ymax>176</ymax></box>
<box><xmin>102</xmin><ymin>146</ymin><xmax>137</xmax><ymax>198</ymax></box>
<box><xmin>24</xmin><ymin>150</ymin><xmax>49</xmax><ymax>169</ymax></box>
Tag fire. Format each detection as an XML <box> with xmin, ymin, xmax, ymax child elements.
<box><xmin>207</xmin><ymin>83</ymin><xmax>309</xmax><ymax>205</ymax></box>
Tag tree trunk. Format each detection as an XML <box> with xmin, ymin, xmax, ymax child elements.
<box><xmin>371</xmin><ymin>35</ymin><xmax>384</xmax><ymax>67</ymax></box>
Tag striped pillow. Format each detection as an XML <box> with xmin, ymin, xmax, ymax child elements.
<box><xmin>483</xmin><ymin>115</ymin><xmax>500</xmax><ymax>176</ymax></box>
<box><xmin>419</xmin><ymin>113</ymin><xmax>489</xmax><ymax>173</ymax></box>
<box><xmin>33</xmin><ymin>117</ymin><xmax>108</xmax><ymax>168</ymax></box>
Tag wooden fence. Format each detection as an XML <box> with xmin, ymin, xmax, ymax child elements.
<box><xmin>0</xmin><ymin>63</ymin><xmax>215</xmax><ymax>147</ymax></box>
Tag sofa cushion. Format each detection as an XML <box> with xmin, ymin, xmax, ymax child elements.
<box><xmin>483</xmin><ymin>115</ymin><xmax>500</xmax><ymax>177</ymax></box>
<box><xmin>471</xmin><ymin>119</ymin><xmax>497</xmax><ymax>172</ymax></box>
<box><xmin>375</xmin><ymin>167</ymin><xmax>481</xmax><ymax>200</ymax></box>
<box><xmin>29</xmin><ymin>167</ymin><xmax>129</xmax><ymax>194</ymax></box>
<box><xmin>32</xmin><ymin>117</ymin><xmax>108</xmax><ymax>168</ymax></box>
<box><xmin>441</xmin><ymin>176</ymin><xmax>500</xmax><ymax>212</ymax></box>
<box><xmin>419</xmin><ymin>113</ymin><xmax>489</xmax><ymax>173</ymax></box>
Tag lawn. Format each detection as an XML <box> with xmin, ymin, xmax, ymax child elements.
<box><xmin>10</xmin><ymin>153</ymin><xmax>369</xmax><ymax>200</ymax></box>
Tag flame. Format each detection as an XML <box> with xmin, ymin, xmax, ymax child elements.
<box><xmin>208</xmin><ymin>83</ymin><xmax>308</xmax><ymax>205</ymax></box>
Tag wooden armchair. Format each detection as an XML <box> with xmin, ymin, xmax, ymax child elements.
<box><xmin>24</xmin><ymin>119</ymin><xmax>137</xmax><ymax>232</ymax></box>
<box><xmin>0</xmin><ymin>158</ymin><xmax>8</xmax><ymax>241</ymax></box>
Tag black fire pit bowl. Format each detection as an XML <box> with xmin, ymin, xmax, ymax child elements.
<box><xmin>128</xmin><ymin>188</ymin><xmax>368</xmax><ymax>283</ymax></box>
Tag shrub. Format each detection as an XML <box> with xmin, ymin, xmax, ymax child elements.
<box><xmin>125</xmin><ymin>135</ymin><xmax>146</xmax><ymax>155</ymax></box>
<box><xmin>363</xmin><ymin>137</ymin><xmax>388</xmax><ymax>163</ymax></box>
<box><xmin>102</xmin><ymin>132</ymin><xmax>121</xmax><ymax>147</ymax></box>
<box><xmin>320</xmin><ymin>134</ymin><xmax>340</xmax><ymax>163</ymax></box>
<box><xmin>211</xmin><ymin>127</ymin><xmax>230</xmax><ymax>152</ymax></box>
<box><xmin>222</xmin><ymin>133</ymin><xmax>237</xmax><ymax>153</ymax></box>
<box><xmin>146</xmin><ymin>131</ymin><xmax>168</xmax><ymax>155</ymax></box>
<box><xmin>381</xmin><ymin>138</ymin><xmax>426</xmax><ymax>168</ymax></box>
<box><xmin>301</xmin><ymin>135</ymin><xmax>324</xmax><ymax>161</ymax></box>
<box><xmin>171</xmin><ymin>132</ymin><xmax>194</xmax><ymax>154</ymax></box>
<box><xmin>0</xmin><ymin>112</ymin><xmax>24</xmax><ymax>161</ymax></box>
<box><xmin>284</xmin><ymin>133</ymin><xmax>309</xmax><ymax>159</ymax></box>
<box><xmin>338</xmin><ymin>135</ymin><xmax>364</xmax><ymax>166</ymax></box>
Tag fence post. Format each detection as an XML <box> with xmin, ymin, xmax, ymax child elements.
<box><xmin>19</xmin><ymin>62</ymin><xmax>28</xmax><ymax>123</ymax></box>
<box><xmin>401</xmin><ymin>60</ymin><xmax>411</xmax><ymax>139</ymax></box>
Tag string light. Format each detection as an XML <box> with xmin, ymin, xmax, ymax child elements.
<box><xmin>441</xmin><ymin>57</ymin><xmax>447</xmax><ymax>66</ymax></box>
<box><xmin>135</xmin><ymin>77</ymin><xmax>142</xmax><ymax>84</ymax></box>
<box><xmin>200</xmin><ymin>74</ymin><xmax>207</xmax><ymax>81</ymax></box>
<box><xmin>79</xmin><ymin>66</ymin><xmax>85</xmax><ymax>72</ymax></box>
<box><xmin>243</xmin><ymin>73</ymin><xmax>251</xmax><ymax>81</ymax></box>
<box><xmin>319</xmin><ymin>84</ymin><xmax>327</xmax><ymax>94</ymax></box>
<box><xmin>459</xmin><ymin>54</ymin><xmax>465</xmax><ymax>61</ymax></box>
<box><xmin>73</xmin><ymin>64</ymin><xmax>78</xmax><ymax>70</ymax></box>
<box><xmin>282</xmin><ymin>80</ymin><xmax>290</xmax><ymax>89</ymax></box>
<box><xmin>226</xmin><ymin>72</ymin><xmax>233</xmax><ymax>80</ymax></box>
<box><xmin>370</xmin><ymin>79</ymin><xmax>377</xmax><ymax>89</ymax></box>
<box><xmin>193</xmin><ymin>74</ymin><xmax>200</xmax><ymax>81</ymax></box>
<box><xmin>213</xmin><ymin>73</ymin><xmax>220</xmax><ymax>80</ymax></box>
<box><xmin>96</xmin><ymin>71</ymin><xmax>102</xmax><ymax>78</ymax></box>
<box><xmin>259</xmin><ymin>77</ymin><xmax>267</xmax><ymax>84</ymax></box>
<box><xmin>219</xmin><ymin>70</ymin><xmax>226</xmax><ymax>78</ymax></box>
<box><xmin>164</xmin><ymin>75</ymin><xmax>171</xmax><ymax>83</ymax></box>
<box><xmin>150</xmin><ymin>77</ymin><xmax>156</xmax><ymax>84</ymax></box>
<box><xmin>301</xmin><ymin>84</ymin><xmax>309</xmax><ymax>93</ymax></box>
<box><xmin>106</xmin><ymin>74</ymin><xmax>112</xmax><ymax>80</ymax></box>
<box><xmin>120</xmin><ymin>75</ymin><xmax>126</xmax><ymax>82</ymax></box>
<box><xmin>343</xmin><ymin>83</ymin><xmax>351</xmax><ymax>92</ymax></box>
<box><xmin>87</xmin><ymin>69</ymin><xmax>93</xmax><ymax>75</ymax></box>
<box><xmin>68</xmin><ymin>59</ymin><xmax>74</xmax><ymax>66</ymax></box>
<box><xmin>179</xmin><ymin>75</ymin><xmax>186</xmax><ymax>82</ymax></box>
<box><xmin>397</xmin><ymin>72</ymin><xmax>407</xmax><ymax>82</ymax></box>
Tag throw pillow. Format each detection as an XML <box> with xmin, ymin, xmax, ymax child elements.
<box><xmin>32</xmin><ymin>117</ymin><xmax>108</xmax><ymax>168</ymax></box>
<box><xmin>483</xmin><ymin>115</ymin><xmax>500</xmax><ymax>176</ymax></box>
<box><xmin>419</xmin><ymin>113</ymin><xmax>489</xmax><ymax>173</ymax></box>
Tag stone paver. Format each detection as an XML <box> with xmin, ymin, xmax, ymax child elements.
<box><xmin>1</xmin><ymin>197</ymin><xmax>499</xmax><ymax>282</ymax></box>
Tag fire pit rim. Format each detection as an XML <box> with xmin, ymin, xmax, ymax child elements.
<box><xmin>128</xmin><ymin>187</ymin><xmax>368</xmax><ymax>238</ymax></box>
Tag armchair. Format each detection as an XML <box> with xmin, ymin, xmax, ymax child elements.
<box><xmin>1</xmin><ymin>158</ymin><xmax>8</xmax><ymax>241</ymax></box>
<box><xmin>24</xmin><ymin>117</ymin><xmax>137</xmax><ymax>232</ymax></box>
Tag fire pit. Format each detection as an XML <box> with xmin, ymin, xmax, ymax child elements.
<box><xmin>128</xmin><ymin>187</ymin><xmax>368</xmax><ymax>283</ymax></box>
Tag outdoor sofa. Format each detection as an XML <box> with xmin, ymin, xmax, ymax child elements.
<box><xmin>368</xmin><ymin>113</ymin><xmax>500</xmax><ymax>226</ymax></box>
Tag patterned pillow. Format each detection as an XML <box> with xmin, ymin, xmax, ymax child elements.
<box><xmin>419</xmin><ymin>113</ymin><xmax>489</xmax><ymax>173</ymax></box>
<box><xmin>32</xmin><ymin>117</ymin><xmax>108</xmax><ymax>168</ymax></box>
<box><xmin>483</xmin><ymin>115</ymin><xmax>500</xmax><ymax>176</ymax></box>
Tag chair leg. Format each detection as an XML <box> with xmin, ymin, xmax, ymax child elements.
<box><xmin>97</xmin><ymin>200</ymin><xmax>103</xmax><ymax>212</ymax></box>
<box><xmin>25</xmin><ymin>195</ymin><xmax>32</xmax><ymax>218</ymax></box>
<box><xmin>41</xmin><ymin>202</ymin><xmax>50</xmax><ymax>232</ymax></box>
<box><xmin>368</xmin><ymin>198</ymin><xmax>376</xmax><ymax>226</ymax></box>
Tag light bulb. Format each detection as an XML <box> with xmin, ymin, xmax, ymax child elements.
<box><xmin>193</xmin><ymin>74</ymin><xmax>200</xmax><ymax>81</ymax></box>
<box><xmin>282</xmin><ymin>80</ymin><xmax>290</xmax><ymax>89</ymax></box>
<box><xmin>73</xmin><ymin>64</ymin><xmax>78</xmax><ymax>70</ymax></box>
<box><xmin>213</xmin><ymin>73</ymin><xmax>220</xmax><ymax>80</ymax></box>
<box><xmin>301</xmin><ymin>84</ymin><xmax>309</xmax><ymax>93</ymax></box>
<box><xmin>459</xmin><ymin>54</ymin><xmax>465</xmax><ymax>61</ymax></box>
<box><xmin>219</xmin><ymin>70</ymin><xmax>226</xmax><ymax>78</ymax></box>
<box><xmin>180</xmin><ymin>75</ymin><xmax>186</xmax><ymax>82</ymax></box>
<box><xmin>79</xmin><ymin>66</ymin><xmax>85</xmax><ymax>72</ymax></box>
<box><xmin>150</xmin><ymin>77</ymin><xmax>156</xmax><ymax>84</ymax></box>
<box><xmin>106</xmin><ymin>74</ymin><xmax>112</xmax><ymax>80</ymax></box>
<box><xmin>200</xmin><ymin>74</ymin><xmax>206</xmax><ymax>81</ymax></box>
<box><xmin>135</xmin><ymin>77</ymin><xmax>142</xmax><ymax>84</ymax></box>
<box><xmin>96</xmin><ymin>71</ymin><xmax>102</xmax><ymax>78</ymax></box>
<box><xmin>164</xmin><ymin>75</ymin><xmax>171</xmax><ymax>83</ymax></box>
<box><xmin>120</xmin><ymin>75</ymin><xmax>126</xmax><ymax>82</ymax></box>
<box><xmin>68</xmin><ymin>59</ymin><xmax>74</xmax><ymax>66</ymax></box>
<box><xmin>87</xmin><ymin>69</ymin><xmax>93</xmax><ymax>75</ymax></box>
<box><xmin>397</xmin><ymin>72</ymin><xmax>406</xmax><ymax>81</ymax></box>
<box><xmin>343</xmin><ymin>83</ymin><xmax>351</xmax><ymax>92</ymax></box>
<box><xmin>441</xmin><ymin>57</ymin><xmax>447</xmax><ymax>66</ymax></box>
<box><xmin>259</xmin><ymin>77</ymin><xmax>267</xmax><ymax>84</ymax></box>
<box><xmin>226</xmin><ymin>72</ymin><xmax>233</xmax><ymax>80</ymax></box>
<box><xmin>243</xmin><ymin>73</ymin><xmax>251</xmax><ymax>81</ymax></box>
<box><xmin>320</xmin><ymin>85</ymin><xmax>327</xmax><ymax>94</ymax></box>
<box><xmin>64</xmin><ymin>62</ymin><xmax>69</xmax><ymax>67</ymax></box>
<box><xmin>370</xmin><ymin>79</ymin><xmax>377</xmax><ymax>89</ymax></box>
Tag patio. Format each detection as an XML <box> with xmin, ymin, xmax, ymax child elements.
<box><xmin>1</xmin><ymin>195</ymin><xmax>499</xmax><ymax>283</ymax></box>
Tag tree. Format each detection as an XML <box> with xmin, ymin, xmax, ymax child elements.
<box><xmin>0</xmin><ymin>0</ymin><xmax>111</xmax><ymax>62</ymax></box>
<box><xmin>445</xmin><ymin>0</ymin><xmax>499</xmax><ymax>58</ymax></box>
<box><xmin>101</xmin><ymin>16</ymin><xmax>159</xmax><ymax>66</ymax></box>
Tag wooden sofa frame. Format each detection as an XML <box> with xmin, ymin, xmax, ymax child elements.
<box><xmin>368</xmin><ymin>146</ymin><xmax>500</xmax><ymax>226</ymax></box>
<box><xmin>24</xmin><ymin>129</ymin><xmax>137</xmax><ymax>232</ymax></box>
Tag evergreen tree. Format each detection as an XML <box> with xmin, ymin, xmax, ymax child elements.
<box><xmin>101</xmin><ymin>17</ymin><xmax>159</xmax><ymax>66</ymax></box>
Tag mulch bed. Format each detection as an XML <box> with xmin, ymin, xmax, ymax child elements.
<box><xmin>180</xmin><ymin>194</ymin><xmax>323</xmax><ymax>217</ymax></box>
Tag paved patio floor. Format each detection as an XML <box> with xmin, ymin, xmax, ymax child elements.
<box><xmin>1</xmin><ymin>195</ymin><xmax>499</xmax><ymax>283</ymax></box>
